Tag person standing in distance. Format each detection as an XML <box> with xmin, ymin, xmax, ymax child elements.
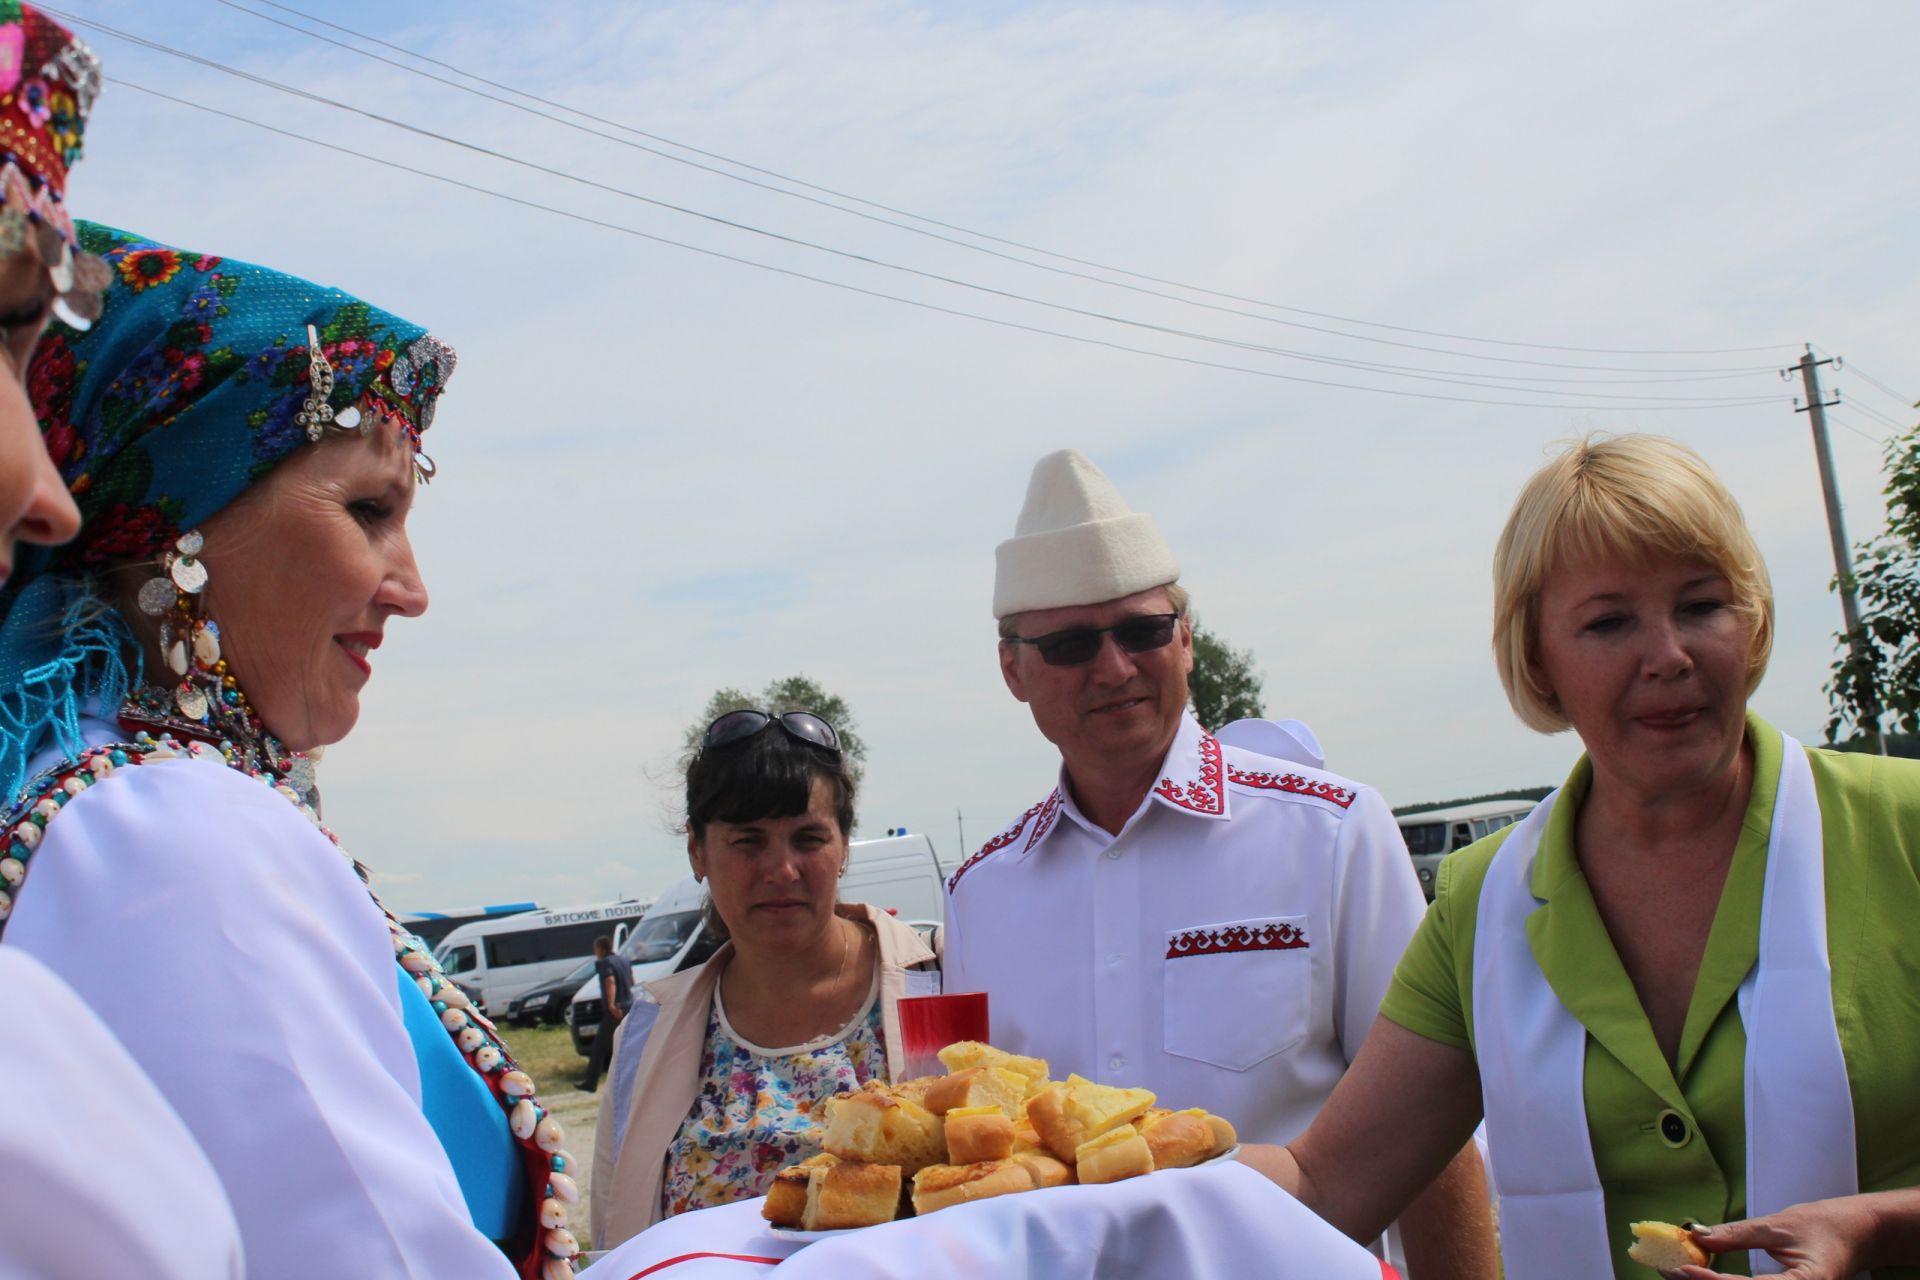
<box><xmin>942</xmin><ymin>449</ymin><xmax>1495</xmax><ymax>1279</ymax></box>
<box><xmin>578</xmin><ymin>933</ymin><xmax>634</xmax><ymax>1093</ymax></box>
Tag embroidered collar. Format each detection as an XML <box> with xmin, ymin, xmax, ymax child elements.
<box><xmin>946</xmin><ymin>788</ymin><xmax>1062</xmax><ymax>892</ymax></box>
<box><xmin>948</xmin><ymin>717</ymin><xmax>1246</xmax><ymax>893</ymax></box>
<box><xmin>1036</xmin><ymin>716</ymin><xmax>1231</xmax><ymax>857</ymax></box>
<box><xmin>1020</xmin><ymin>716</ymin><xmax>1234</xmax><ymax>857</ymax></box>
<box><xmin>1149</xmin><ymin>716</ymin><xmax>1230</xmax><ymax>820</ymax></box>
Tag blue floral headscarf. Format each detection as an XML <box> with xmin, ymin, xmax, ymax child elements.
<box><xmin>0</xmin><ymin>220</ymin><xmax>456</xmax><ymax>797</ymax></box>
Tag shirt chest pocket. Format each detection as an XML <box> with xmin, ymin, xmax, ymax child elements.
<box><xmin>1163</xmin><ymin>915</ymin><xmax>1313</xmax><ymax>1072</ymax></box>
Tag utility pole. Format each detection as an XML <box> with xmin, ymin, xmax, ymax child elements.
<box><xmin>956</xmin><ymin>808</ymin><xmax>966</xmax><ymax>855</ymax></box>
<box><xmin>1790</xmin><ymin>345</ymin><xmax>1886</xmax><ymax>754</ymax></box>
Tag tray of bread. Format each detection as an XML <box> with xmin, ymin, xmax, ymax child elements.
<box><xmin>762</xmin><ymin>1039</ymin><xmax>1238</xmax><ymax>1236</ymax></box>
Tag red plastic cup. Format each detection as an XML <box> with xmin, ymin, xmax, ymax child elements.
<box><xmin>895</xmin><ymin>991</ymin><xmax>990</xmax><ymax>1081</ymax></box>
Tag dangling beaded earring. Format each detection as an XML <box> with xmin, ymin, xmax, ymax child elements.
<box><xmin>128</xmin><ymin>530</ymin><xmax>309</xmax><ymax>794</ymax></box>
<box><xmin>135</xmin><ymin>530</ymin><xmax>215</xmax><ymax>722</ymax></box>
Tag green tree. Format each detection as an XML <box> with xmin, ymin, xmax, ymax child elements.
<box><xmin>1828</xmin><ymin>419</ymin><xmax>1920</xmax><ymax>743</ymax></box>
<box><xmin>683</xmin><ymin>675</ymin><xmax>867</xmax><ymax>788</ymax></box>
<box><xmin>1187</xmin><ymin>624</ymin><xmax>1265</xmax><ymax>731</ymax></box>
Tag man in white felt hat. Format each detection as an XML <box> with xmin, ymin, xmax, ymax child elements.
<box><xmin>942</xmin><ymin>450</ymin><xmax>1494</xmax><ymax>1279</ymax></box>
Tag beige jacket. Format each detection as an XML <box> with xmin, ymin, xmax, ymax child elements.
<box><xmin>590</xmin><ymin>903</ymin><xmax>937</xmax><ymax>1249</ymax></box>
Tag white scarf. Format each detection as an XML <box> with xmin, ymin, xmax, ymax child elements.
<box><xmin>1472</xmin><ymin>731</ymin><xmax>1857</xmax><ymax>1277</ymax></box>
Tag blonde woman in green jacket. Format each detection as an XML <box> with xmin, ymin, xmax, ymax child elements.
<box><xmin>1240</xmin><ymin>435</ymin><xmax>1920</xmax><ymax>1280</ymax></box>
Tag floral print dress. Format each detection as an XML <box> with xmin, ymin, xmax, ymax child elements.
<box><xmin>658</xmin><ymin>971</ymin><xmax>889</xmax><ymax>1220</ymax></box>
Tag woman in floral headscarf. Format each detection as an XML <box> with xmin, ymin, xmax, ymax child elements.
<box><xmin>0</xmin><ymin>221</ymin><xmax>578</xmax><ymax>1280</ymax></box>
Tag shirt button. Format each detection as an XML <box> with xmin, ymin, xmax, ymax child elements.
<box><xmin>1104</xmin><ymin>848</ymin><xmax>1122</xmax><ymax>860</ymax></box>
<box><xmin>1109</xmin><ymin>1055</ymin><xmax>1126</xmax><ymax>1072</ymax></box>
<box><xmin>1657</xmin><ymin>1109</ymin><xmax>1690</xmax><ymax>1148</ymax></box>
<box><xmin>1106</xmin><ymin>953</ymin><xmax>1122</xmax><ymax>965</ymax></box>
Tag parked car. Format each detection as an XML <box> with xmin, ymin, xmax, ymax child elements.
<box><xmin>504</xmin><ymin>957</ymin><xmax>597</xmax><ymax>1027</ymax></box>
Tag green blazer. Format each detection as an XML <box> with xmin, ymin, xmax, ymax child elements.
<box><xmin>1382</xmin><ymin>714</ymin><xmax>1920</xmax><ymax>1279</ymax></box>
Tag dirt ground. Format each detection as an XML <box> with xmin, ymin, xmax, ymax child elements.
<box><xmin>500</xmin><ymin>1020</ymin><xmax>604</xmax><ymax>1244</ymax></box>
<box><xmin>544</xmin><ymin>1086</ymin><xmax>601</xmax><ymax>1244</ymax></box>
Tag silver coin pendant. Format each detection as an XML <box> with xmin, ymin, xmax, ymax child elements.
<box><xmin>171</xmin><ymin>557</ymin><xmax>208</xmax><ymax>593</ymax></box>
<box><xmin>137</xmin><ymin>576</ymin><xmax>177</xmax><ymax>616</ymax></box>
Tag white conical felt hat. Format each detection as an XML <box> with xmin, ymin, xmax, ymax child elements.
<box><xmin>993</xmin><ymin>449</ymin><xmax>1180</xmax><ymax>618</ymax></box>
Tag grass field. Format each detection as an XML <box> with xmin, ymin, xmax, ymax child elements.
<box><xmin>499</xmin><ymin>1021</ymin><xmax>588</xmax><ymax>1097</ymax></box>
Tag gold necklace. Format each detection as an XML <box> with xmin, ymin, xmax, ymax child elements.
<box><xmin>832</xmin><ymin>916</ymin><xmax>852</xmax><ymax>988</ymax></box>
<box><xmin>812</xmin><ymin>918</ymin><xmax>864</xmax><ymax>1040</ymax></box>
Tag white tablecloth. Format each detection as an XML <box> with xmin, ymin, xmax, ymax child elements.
<box><xmin>578</xmin><ymin>1163</ymin><xmax>1388</xmax><ymax>1279</ymax></box>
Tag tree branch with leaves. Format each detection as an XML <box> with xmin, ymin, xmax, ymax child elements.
<box><xmin>1828</xmin><ymin>417</ymin><xmax>1920</xmax><ymax>744</ymax></box>
<box><xmin>1188</xmin><ymin>623</ymin><xmax>1265</xmax><ymax>731</ymax></box>
<box><xmin>683</xmin><ymin>675</ymin><xmax>867</xmax><ymax>789</ymax></box>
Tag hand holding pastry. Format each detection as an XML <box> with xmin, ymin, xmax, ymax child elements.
<box><xmin>1651</xmin><ymin>1190</ymin><xmax>1920</xmax><ymax>1280</ymax></box>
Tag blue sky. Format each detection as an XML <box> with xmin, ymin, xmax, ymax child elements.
<box><xmin>54</xmin><ymin>0</ymin><xmax>1920</xmax><ymax>909</ymax></box>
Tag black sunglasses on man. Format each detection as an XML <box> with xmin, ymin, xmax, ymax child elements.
<box><xmin>1004</xmin><ymin>612</ymin><xmax>1183</xmax><ymax>668</ymax></box>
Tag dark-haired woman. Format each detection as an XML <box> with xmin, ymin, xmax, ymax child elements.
<box><xmin>590</xmin><ymin>710</ymin><xmax>939</xmax><ymax>1251</ymax></box>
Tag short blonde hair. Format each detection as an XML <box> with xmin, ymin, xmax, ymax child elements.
<box><xmin>1492</xmin><ymin>434</ymin><xmax>1774</xmax><ymax>734</ymax></box>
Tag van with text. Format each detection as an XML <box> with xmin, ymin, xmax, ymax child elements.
<box><xmin>433</xmin><ymin>898</ymin><xmax>650</xmax><ymax>1016</ymax></box>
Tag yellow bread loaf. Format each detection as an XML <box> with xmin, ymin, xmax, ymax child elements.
<box><xmin>937</xmin><ymin>1042</ymin><xmax>1051</xmax><ymax>1096</ymax></box>
<box><xmin>1074</xmin><ymin>1124</ymin><xmax>1154</xmax><ymax>1184</ymax></box>
<box><xmin>1025</xmin><ymin>1084</ymin><xmax>1077</xmax><ymax>1161</ymax></box>
<box><xmin>762</xmin><ymin>1152</ymin><xmax>838</xmax><ymax>1227</ymax></box>
<box><xmin>802</xmin><ymin>1160</ymin><xmax>901</xmax><ymax>1231</ymax></box>
<box><xmin>1203</xmin><ymin>1112</ymin><xmax>1237</xmax><ymax>1158</ymax></box>
<box><xmin>1627</xmin><ymin>1221</ymin><xmax>1708</xmax><ymax>1271</ymax></box>
<box><xmin>945</xmin><ymin>1106</ymin><xmax>1017</xmax><ymax>1163</ymax></box>
<box><xmin>1139</xmin><ymin>1109</ymin><xmax>1215</xmax><ymax>1170</ymax></box>
<box><xmin>910</xmin><ymin>1160</ymin><xmax>1034</xmax><ymax>1215</ymax></box>
<box><xmin>1027</xmin><ymin>1076</ymin><xmax>1157</xmax><ymax>1163</ymax></box>
<box><xmin>1010</xmin><ymin>1150</ymin><xmax>1073</xmax><ymax>1189</ymax></box>
<box><xmin>820</xmin><ymin>1091</ymin><xmax>947</xmax><ymax>1175</ymax></box>
<box><xmin>1010</xmin><ymin>1117</ymin><xmax>1048</xmax><ymax>1157</ymax></box>
<box><xmin>923</xmin><ymin>1066</ymin><xmax>1027</xmax><ymax>1118</ymax></box>
<box><xmin>862</xmin><ymin>1074</ymin><xmax>940</xmax><ymax>1106</ymax></box>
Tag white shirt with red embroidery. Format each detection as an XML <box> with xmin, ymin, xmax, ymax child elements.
<box><xmin>943</xmin><ymin>712</ymin><xmax>1425</xmax><ymax>1152</ymax></box>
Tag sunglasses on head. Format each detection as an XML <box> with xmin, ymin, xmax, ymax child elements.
<box><xmin>703</xmin><ymin>709</ymin><xmax>842</xmax><ymax>754</ymax></box>
<box><xmin>1005</xmin><ymin>612</ymin><xmax>1183</xmax><ymax>667</ymax></box>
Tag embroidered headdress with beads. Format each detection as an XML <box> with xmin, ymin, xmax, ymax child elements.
<box><xmin>0</xmin><ymin>219</ymin><xmax>455</xmax><ymax>798</ymax></box>
<box><xmin>0</xmin><ymin>2</ymin><xmax>107</xmax><ymax>325</ymax></box>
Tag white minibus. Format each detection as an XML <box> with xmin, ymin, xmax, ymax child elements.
<box><xmin>433</xmin><ymin>898</ymin><xmax>650</xmax><ymax>1016</ymax></box>
<box><xmin>1395</xmin><ymin>799</ymin><xmax>1536</xmax><ymax>900</ymax></box>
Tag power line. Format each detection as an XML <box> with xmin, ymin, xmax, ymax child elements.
<box><xmin>1845</xmin><ymin>398</ymin><xmax>1912</xmax><ymax>434</ymax></box>
<box><xmin>105</xmin><ymin>78</ymin><xmax>1787</xmax><ymax>415</ymax></box>
<box><xmin>73</xmin><ymin>10</ymin><xmax>1784</xmax><ymax>383</ymax></box>
<box><xmin>201</xmin><ymin>0</ymin><xmax>1796</xmax><ymax>365</ymax></box>
<box><xmin>1827</xmin><ymin>409</ymin><xmax>1891</xmax><ymax>447</ymax></box>
<box><xmin>59</xmin><ymin>15</ymin><xmax>1782</xmax><ymax>405</ymax></box>
<box><xmin>1842</xmin><ymin>368</ymin><xmax>1918</xmax><ymax>416</ymax></box>
<box><xmin>1807</xmin><ymin>345</ymin><xmax>1918</xmax><ymax>420</ymax></box>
